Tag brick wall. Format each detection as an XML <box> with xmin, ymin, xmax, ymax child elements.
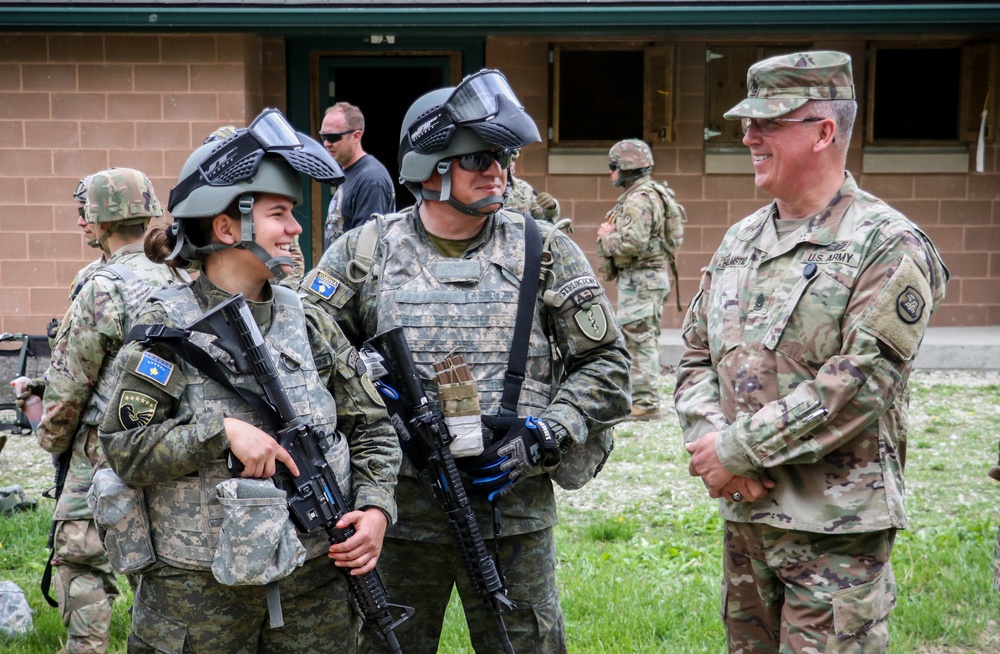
<box><xmin>488</xmin><ymin>38</ymin><xmax>1000</xmax><ymax>329</ymax></box>
<box><xmin>0</xmin><ymin>32</ymin><xmax>286</xmax><ymax>334</ymax></box>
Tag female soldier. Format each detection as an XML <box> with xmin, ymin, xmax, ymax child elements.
<box><xmin>96</xmin><ymin>110</ymin><xmax>400</xmax><ymax>653</ymax></box>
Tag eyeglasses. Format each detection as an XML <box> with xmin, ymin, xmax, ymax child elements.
<box><xmin>407</xmin><ymin>70</ymin><xmax>524</xmax><ymax>154</ymax></box>
<box><xmin>608</xmin><ymin>162</ymin><xmax>618</xmax><ymax>172</ymax></box>
<box><xmin>456</xmin><ymin>150</ymin><xmax>514</xmax><ymax>172</ymax></box>
<box><xmin>319</xmin><ymin>130</ymin><xmax>358</xmax><ymax>144</ymax></box>
<box><xmin>740</xmin><ymin>116</ymin><xmax>823</xmax><ymax>136</ymax></box>
<box><xmin>168</xmin><ymin>108</ymin><xmax>344</xmax><ymax>212</ymax></box>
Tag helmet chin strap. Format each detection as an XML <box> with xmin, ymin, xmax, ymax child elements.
<box><xmin>419</xmin><ymin>160</ymin><xmax>506</xmax><ymax>218</ymax></box>
<box><xmin>232</xmin><ymin>192</ymin><xmax>292</xmax><ymax>281</ymax></box>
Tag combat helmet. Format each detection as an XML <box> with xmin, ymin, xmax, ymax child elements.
<box><xmin>166</xmin><ymin>108</ymin><xmax>343</xmax><ymax>280</ymax></box>
<box><xmin>398</xmin><ymin>69</ymin><xmax>540</xmax><ymax>216</ymax></box>
<box><xmin>73</xmin><ymin>173</ymin><xmax>100</xmax><ymax>248</ymax></box>
<box><xmin>609</xmin><ymin>139</ymin><xmax>654</xmax><ymax>188</ymax></box>
<box><xmin>84</xmin><ymin>167</ymin><xmax>163</xmax><ymax>248</ymax></box>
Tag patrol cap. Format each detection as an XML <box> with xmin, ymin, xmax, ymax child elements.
<box><xmin>724</xmin><ymin>51</ymin><xmax>855</xmax><ymax>120</ymax></box>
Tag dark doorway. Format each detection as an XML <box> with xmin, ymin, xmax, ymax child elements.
<box><xmin>316</xmin><ymin>57</ymin><xmax>456</xmax><ymax>225</ymax></box>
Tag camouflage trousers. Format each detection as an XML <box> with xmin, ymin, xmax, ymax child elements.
<box><xmin>360</xmin><ymin>528</ymin><xmax>567</xmax><ymax>654</ymax></box>
<box><xmin>615</xmin><ymin>267</ymin><xmax>669</xmax><ymax>410</ymax></box>
<box><xmin>128</xmin><ymin>554</ymin><xmax>355</xmax><ymax>653</ymax></box>
<box><xmin>723</xmin><ymin>521</ymin><xmax>897</xmax><ymax>653</ymax></box>
<box><xmin>52</xmin><ymin>519</ymin><xmax>119</xmax><ymax>654</ymax></box>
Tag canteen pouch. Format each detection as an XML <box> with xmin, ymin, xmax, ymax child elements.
<box><xmin>88</xmin><ymin>468</ymin><xmax>156</xmax><ymax>574</ymax></box>
<box><xmin>211</xmin><ymin>478</ymin><xmax>306</xmax><ymax>586</ymax></box>
<box><xmin>550</xmin><ymin>428</ymin><xmax>616</xmax><ymax>491</ymax></box>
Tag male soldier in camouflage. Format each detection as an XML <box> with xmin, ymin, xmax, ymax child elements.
<box><xmin>301</xmin><ymin>70</ymin><xmax>630</xmax><ymax>653</ymax></box>
<box><xmin>597</xmin><ymin>139</ymin><xmax>681</xmax><ymax>422</ymax></box>
<box><xmin>504</xmin><ymin>147</ymin><xmax>562</xmax><ymax>224</ymax></box>
<box><xmin>31</xmin><ymin>168</ymin><xmax>187</xmax><ymax>654</ymax></box>
<box><xmin>676</xmin><ymin>51</ymin><xmax>949</xmax><ymax>652</ymax></box>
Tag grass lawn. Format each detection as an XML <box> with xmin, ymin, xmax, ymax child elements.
<box><xmin>2</xmin><ymin>370</ymin><xmax>999</xmax><ymax>653</ymax></box>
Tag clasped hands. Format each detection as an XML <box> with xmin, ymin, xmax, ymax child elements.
<box><xmin>685</xmin><ymin>432</ymin><xmax>774</xmax><ymax>503</ymax></box>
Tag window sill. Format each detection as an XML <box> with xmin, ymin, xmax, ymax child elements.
<box><xmin>704</xmin><ymin>146</ymin><xmax>752</xmax><ymax>174</ymax></box>
<box><xmin>861</xmin><ymin>147</ymin><xmax>969</xmax><ymax>174</ymax></box>
<box><xmin>547</xmin><ymin>148</ymin><xmax>611</xmax><ymax>175</ymax></box>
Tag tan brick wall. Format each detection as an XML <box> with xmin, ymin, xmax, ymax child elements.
<box><xmin>0</xmin><ymin>32</ymin><xmax>286</xmax><ymax>334</ymax></box>
<box><xmin>487</xmin><ymin>37</ymin><xmax>1000</xmax><ymax>328</ymax></box>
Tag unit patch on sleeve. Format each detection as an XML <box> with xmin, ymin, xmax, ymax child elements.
<box><xmin>118</xmin><ymin>390</ymin><xmax>157</xmax><ymax>430</ymax></box>
<box><xmin>308</xmin><ymin>271</ymin><xmax>340</xmax><ymax>300</ymax></box>
<box><xmin>574</xmin><ymin>305</ymin><xmax>609</xmax><ymax>341</ymax></box>
<box><xmin>896</xmin><ymin>285</ymin><xmax>926</xmax><ymax>324</ymax></box>
<box><xmin>134</xmin><ymin>351</ymin><xmax>174</xmax><ymax>387</ymax></box>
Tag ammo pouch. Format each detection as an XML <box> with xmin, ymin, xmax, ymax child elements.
<box><xmin>211</xmin><ymin>478</ymin><xmax>306</xmax><ymax>587</ymax></box>
<box><xmin>551</xmin><ymin>428</ymin><xmax>615</xmax><ymax>491</ymax></box>
<box><xmin>88</xmin><ymin>468</ymin><xmax>156</xmax><ymax>575</ymax></box>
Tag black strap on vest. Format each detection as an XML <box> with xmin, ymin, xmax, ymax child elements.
<box><xmin>497</xmin><ymin>217</ymin><xmax>542</xmax><ymax>417</ymax></box>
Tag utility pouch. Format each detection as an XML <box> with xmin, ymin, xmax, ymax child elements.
<box><xmin>88</xmin><ymin>468</ymin><xmax>156</xmax><ymax>574</ymax></box>
<box><xmin>211</xmin><ymin>478</ymin><xmax>306</xmax><ymax>587</ymax></box>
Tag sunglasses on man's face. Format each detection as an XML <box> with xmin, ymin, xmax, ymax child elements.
<box><xmin>318</xmin><ymin>130</ymin><xmax>357</xmax><ymax>144</ymax></box>
<box><xmin>455</xmin><ymin>150</ymin><xmax>513</xmax><ymax>172</ymax></box>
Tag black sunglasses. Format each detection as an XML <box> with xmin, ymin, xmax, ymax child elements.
<box><xmin>456</xmin><ymin>150</ymin><xmax>513</xmax><ymax>172</ymax></box>
<box><xmin>319</xmin><ymin>130</ymin><xmax>358</xmax><ymax>144</ymax></box>
<box><xmin>608</xmin><ymin>162</ymin><xmax>618</xmax><ymax>172</ymax></box>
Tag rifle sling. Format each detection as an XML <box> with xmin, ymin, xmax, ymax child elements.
<box><xmin>498</xmin><ymin>217</ymin><xmax>542</xmax><ymax>417</ymax></box>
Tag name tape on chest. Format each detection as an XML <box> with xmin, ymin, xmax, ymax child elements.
<box><xmin>134</xmin><ymin>351</ymin><xmax>174</xmax><ymax>387</ymax></box>
<box><xmin>307</xmin><ymin>271</ymin><xmax>340</xmax><ymax>300</ymax></box>
<box><xmin>799</xmin><ymin>241</ymin><xmax>859</xmax><ymax>267</ymax></box>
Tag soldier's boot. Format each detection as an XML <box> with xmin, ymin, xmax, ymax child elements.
<box><xmin>628</xmin><ymin>405</ymin><xmax>662</xmax><ymax>421</ymax></box>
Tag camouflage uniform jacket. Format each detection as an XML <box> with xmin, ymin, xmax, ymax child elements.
<box><xmin>98</xmin><ymin>276</ymin><xmax>399</xmax><ymax>568</ymax></box>
<box><xmin>505</xmin><ymin>175</ymin><xmax>560</xmax><ymax>223</ymax></box>
<box><xmin>301</xmin><ymin>207</ymin><xmax>629</xmax><ymax>542</ymax></box>
<box><xmin>595</xmin><ymin>174</ymin><xmax>669</xmax><ymax>270</ymax></box>
<box><xmin>675</xmin><ymin>173</ymin><xmax>948</xmax><ymax>534</ymax></box>
<box><xmin>39</xmin><ymin>243</ymin><xmax>184</xmax><ymax>521</ymax></box>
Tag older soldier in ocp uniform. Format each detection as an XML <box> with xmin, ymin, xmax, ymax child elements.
<box><xmin>31</xmin><ymin>168</ymin><xmax>186</xmax><ymax>654</ymax></box>
<box><xmin>676</xmin><ymin>51</ymin><xmax>949</xmax><ymax>652</ymax></box>
<box><xmin>302</xmin><ymin>70</ymin><xmax>630</xmax><ymax>653</ymax></box>
<box><xmin>597</xmin><ymin>139</ymin><xmax>677</xmax><ymax>422</ymax></box>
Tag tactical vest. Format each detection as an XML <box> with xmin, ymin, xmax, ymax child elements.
<box><xmin>373</xmin><ymin>210</ymin><xmax>554</xmax><ymax>426</ymax></box>
<box><xmin>142</xmin><ymin>285</ymin><xmax>349</xmax><ymax>570</ymax></box>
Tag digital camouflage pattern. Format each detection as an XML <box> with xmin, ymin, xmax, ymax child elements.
<box><xmin>0</xmin><ymin>579</ymin><xmax>33</xmax><ymax>637</ymax></box>
<box><xmin>596</xmin><ymin>173</ymin><xmax>673</xmax><ymax>411</ymax></box>
<box><xmin>88</xmin><ymin>468</ymin><xmax>155</xmax><ymax>575</ymax></box>
<box><xmin>83</xmin><ymin>168</ymin><xmax>163</xmax><ymax>225</ymax></box>
<box><xmin>724</xmin><ymin>50</ymin><xmax>856</xmax><ymax>120</ymax></box>
<box><xmin>723</xmin><ymin>522</ymin><xmax>896</xmax><ymax>652</ymax></box>
<box><xmin>505</xmin><ymin>174</ymin><xmax>560</xmax><ymax>223</ymax></box>
<box><xmin>97</xmin><ymin>275</ymin><xmax>398</xmax><ymax>651</ymax></box>
<box><xmin>608</xmin><ymin>138</ymin><xmax>654</xmax><ymax>172</ymax></box>
<box><xmin>301</xmin><ymin>206</ymin><xmax>629</xmax><ymax>651</ymax></box>
<box><xmin>674</xmin><ymin>173</ymin><xmax>949</xmax><ymax>534</ymax></box>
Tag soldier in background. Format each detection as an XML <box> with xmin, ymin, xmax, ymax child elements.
<box><xmin>676</xmin><ymin>51</ymin><xmax>948</xmax><ymax>651</ymax></box>
<box><xmin>302</xmin><ymin>70</ymin><xmax>629</xmax><ymax>653</ymax></box>
<box><xmin>504</xmin><ymin>147</ymin><xmax>562</xmax><ymax>225</ymax></box>
<box><xmin>30</xmin><ymin>168</ymin><xmax>187</xmax><ymax>654</ymax></box>
<box><xmin>597</xmin><ymin>139</ymin><xmax>684</xmax><ymax>422</ymax></box>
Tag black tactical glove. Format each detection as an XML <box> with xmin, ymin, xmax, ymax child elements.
<box><xmin>458</xmin><ymin>415</ymin><xmax>560</xmax><ymax>501</ymax></box>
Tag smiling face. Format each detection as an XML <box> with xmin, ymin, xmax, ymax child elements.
<box><xmin>251</xmin><ymin>192</ymin><xmax>301</xmax><ymax>277</ymax></box>
<box><xmin>741</xmin><ymin>106</ymin><xmax>828</xmax><ymax>202</ymax></box>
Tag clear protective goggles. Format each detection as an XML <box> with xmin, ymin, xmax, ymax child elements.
<box><xmin>168</xmin><ymin>108</ymin><xmax>344</xmax><ymax>212</ymax></box>
<box><xmin>407</xmin><ymin>70</ymin><xmax>524</xmax><ymax>154</ymax></box>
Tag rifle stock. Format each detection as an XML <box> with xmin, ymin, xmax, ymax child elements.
<box><xmin>360</xmin><ymin>327</ymin><xmax>516</xmax><ymax>654</ymax></box>
<box><xmin>188</xmin><ymin>294</ymin><xmax>412</xmax><ymax>653</ymax></box>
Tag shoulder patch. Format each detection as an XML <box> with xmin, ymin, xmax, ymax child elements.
<box><xmin>896</xmin><ymin>285</ymin><xmax>926</xmax><ymax>324</ymax></box>
<box><xmin>134</xmin><ymin>351</ymin><xmax>174</xmax><ymax>387</ymax></box>
<box><xmin>573</xmin><ymin>305</ymin><xmax>609</xmax><ymax>341</ymax></box>
<box><xmin>118</xmin><ymin>390</ymin><xmax>157</xmax><ymax>430</ymax></box>
<box><xmin>307</xmin><ymin>271</ymin><xmax>340</xmax><ymax>300</ymax></box>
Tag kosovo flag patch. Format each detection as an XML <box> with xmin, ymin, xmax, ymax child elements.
<box><xmin>308</xmin><ymin>272</ymin><xmax>340</xmax><ymax>300</ymax></box>
<box><xmin>134</xmin><ymin>351</ymin><xmax>174</xmax><ymax>386</ymax></box>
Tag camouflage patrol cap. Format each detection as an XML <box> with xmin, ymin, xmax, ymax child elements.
<box><xmin>609</xmin><ymin>139</ymin><xmax>654</xmax><ymax>172</ymax></box>
<box><xmin>724</xmin><ymin>51</ymin><xmax>855</xmax><ymax>120</ymax></box>
<box><xmin>84</xmin><ymin>167</ymin><xmax>164</xmax><ymax>225</ymax></box>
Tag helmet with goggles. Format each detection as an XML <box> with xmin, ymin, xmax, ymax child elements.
<box><xmin>398</xmin><ymin>70</ymin><xmax>540</xmax><ymax>214</ymax></box>
<box><xmin>609</xmin><ymin>139</ymin><xmax>654</xmax><ymax>188</ymax></box>
<box><xmin>73</xmin><ymin>174</ymin><xmax>96</xmax><ymax>204</ymax></box>
<box><xmin>166</xmin><ymin>108</ymin><xmax>343</xmax><ymax>280</ymax></box>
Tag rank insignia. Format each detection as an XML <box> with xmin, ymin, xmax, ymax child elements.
<box><xmin>308</xmin><ymin>272</ymin><xmax>339</xmax><ymax>300</ymax></box>
<box><xmin>896</xmin><ymin>285</ymin><xmax>925</xmax><ymax>324</ymax></box>
<box><xmin>135</xmin><ymin>351</ymin><xmax>173</xmax><ymax>386</ymax></box>
<box><xmin>118</xmin><ymin>390</ymin><xmax>157</xmax><ymax>430</ymax></box>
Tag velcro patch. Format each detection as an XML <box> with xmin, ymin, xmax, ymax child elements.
<box><xmin>134</xmin><ymin>351</ymin><xmax>173</xmax><ymax>387</ymax></box>
<box><xmin>574</xmin><ymin>305</ymin><xmax>609</xmax><ymax>341</ymax></box>
<box><xmin>863</xmin><ymin>255</ymin><xmax>932</xmax><ymax>362</ymax></box>
<box><xmin>308</xmin><ymin>271</ymin><xmax>340</xmax><ymax>300</ymax></box>
<box><xmin>118</xmin><ymin>390</ymin><xmax>157</xmax><ymax>430</ymax></box>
